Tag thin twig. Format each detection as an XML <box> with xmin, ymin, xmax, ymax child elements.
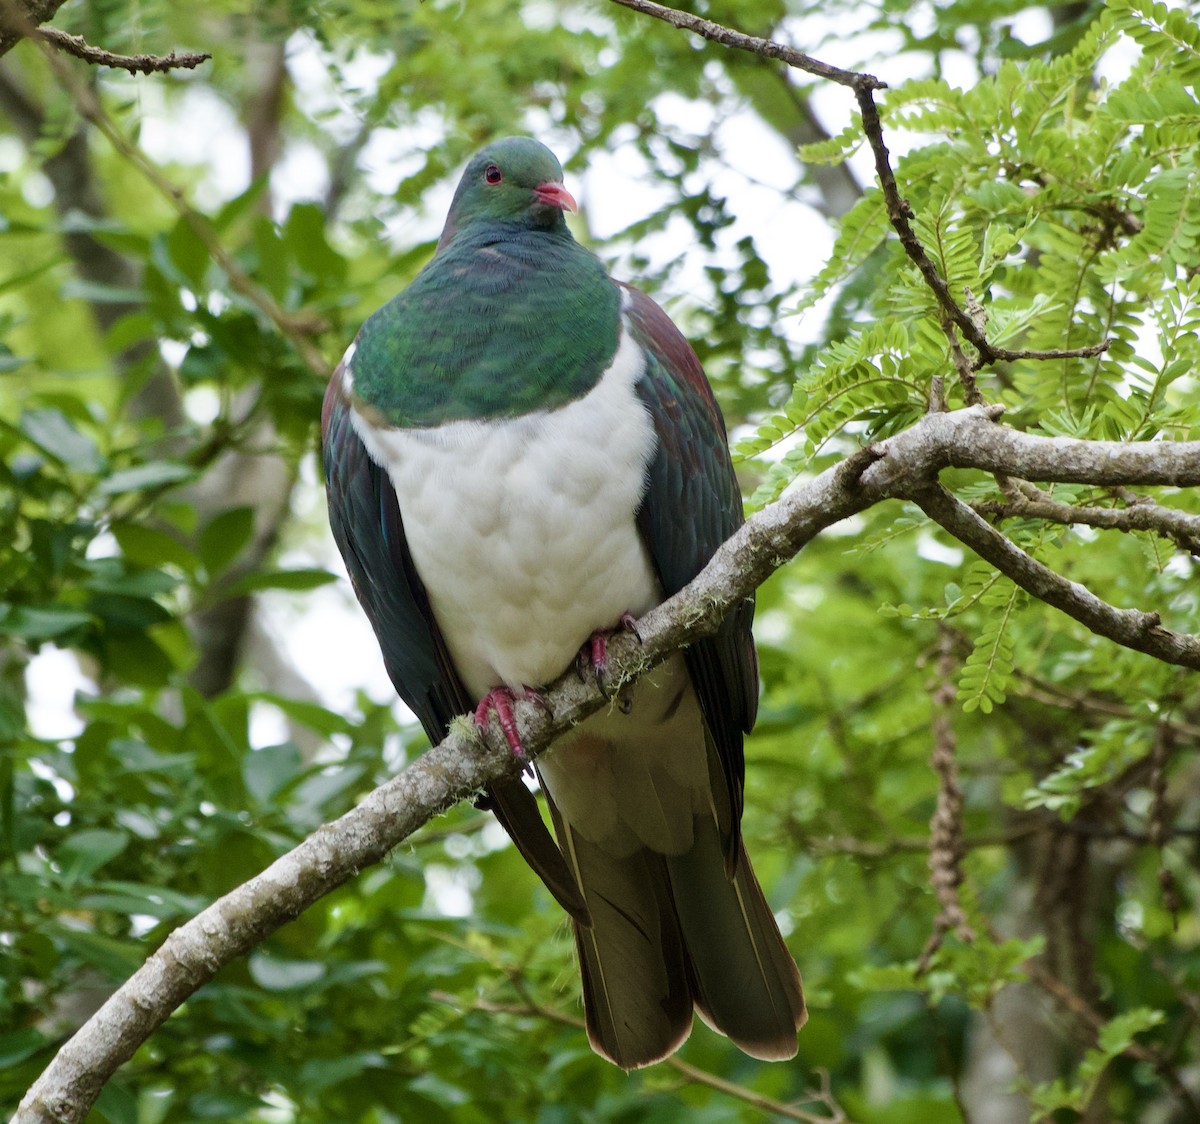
<box><xmin>974</xmin><ymin>485</ymin><xmax>1200</xmax><ymax>557</ymax></box>
<box><xmin>1148</xmin><ymin>725</ymin><xmax>1180</xmax><ymax>923</ymax></box>
<box><xmin>1010</xmin><ymin>672</ymin><xmax>1200</xmax><ymax>740</ymax></box>
<box><xmin>23</xmin><ymin>26</ymin><xmax>328</xmax><ymax>379</ymax></box>
<box><xmin>941</xmin><ymin>312</ymin><xmax>984</xmax><ymax>405</ymax></box>
<box><xmin>35</xmin><ymin>27</ymin><xmax>210</xmax><ymax>72</ymax></box>
<box><xmin>607</xmin><ymin>0</ymin><xmax>881</xmax><ymax>89</ymax></box>
<box><xmin>1024</xmin><ymin>957</ymin><xmax>1200</xmax><ymax>1117</ymax></box>
<box><xmin>918</xmin><ymin>628</ymin><xmax>975</xmax><ymax>973</ymax></box>
<box><xmin>431</xmin><ymin>991</ymin><xmax>849</xmax><ymax>1123</ymax></box>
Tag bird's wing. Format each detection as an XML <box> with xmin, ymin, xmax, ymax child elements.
<box><xmin>321</xmin><ymin>364</ymin><xmax>588</xmax><ymax>921</ymax></box>
<box><xmin>621</xmin><ymin>284</ymin><xmax>759</xmax><ymax>863</ymax></box>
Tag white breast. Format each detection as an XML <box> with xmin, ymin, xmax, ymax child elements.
<box><xmin>349</xmin><ymin>320</ymin><xmax>660</xmax><ymax>698</ymax></box>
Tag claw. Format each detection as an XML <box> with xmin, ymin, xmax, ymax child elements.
<box><xmin>578</xmin><ymin>612</ymin><xmax>643</xmax><ymax>698</ymax></box>
<box><xmin>474</xmin><ymin>686</ymin><xmax>551</xmax><ymax>759</ymax></box>
<box><xmin>617</xmin><ymin>612</ymin><xmax>643</xmax><ymax>645</ymax></box>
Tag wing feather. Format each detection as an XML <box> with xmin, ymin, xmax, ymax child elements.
<box><xmin>622</xmin><ymin>285</ymin><xmax>759</xmax><ymax>864</ymax></box>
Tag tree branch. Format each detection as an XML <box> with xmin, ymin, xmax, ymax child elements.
<box><xmin>909</xmin><ymin>482</ymin><xmax>1200</xmax><ymax>668</ymax></box>
<box><xmin>34</xmin><ymin>26</ymin><xmax>210</xmax><ymax>72</ymax></box>
<box><xmin>607</xmin><ymin>0</ymin><xmax>881</xmax><ymax>89</ymax></box>
<box><xmin>606</xmin><ymin>0</ymin><xmax>1111</xmax><ymax>371</ymax></box>
<box><xmin>918</xmin><ymin>627</ymin><xmax>975</xmax><ymax>973</ymax></box>
<box><xmin>974</xmin><ymin>484</ymin><xmax>1200</xmax><ymax>556</ymax></box>
<box><xmin>17</xmin><ymin>405</ymin><xmax>1200</xmax><ymax>1121</ymax></box>
<box><xmin>0</xmin><ymin>0</ymin><xmax>65</xmax><ymax>57</ymax></box>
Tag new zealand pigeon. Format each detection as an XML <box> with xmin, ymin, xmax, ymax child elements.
<box><xmin>322</xmin><ymin>136</ymin><xmax>805</xmax><ymax>1068</ymax></box>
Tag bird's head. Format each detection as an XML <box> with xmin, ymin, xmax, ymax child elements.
<box><xmin>438</xmin><ymin>137</ymin><xmax>578</xmax><ymax>248</ymax></box>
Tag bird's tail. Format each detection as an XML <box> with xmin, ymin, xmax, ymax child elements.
<box><xmin>557</xmin><ymin>810</ymin><xmax>806</xmax><ymax>1069</ymax></box>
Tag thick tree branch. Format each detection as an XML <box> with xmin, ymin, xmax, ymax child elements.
<box><xmin>0</xmin><ymin>0</ymin><xmax>65</xmax><ymax>57</ymax></box>
<box><xmin>909</xmin><ymin>482</ymin><xmax>1200</xmax><ymax>668</ymax></box>
<box><xmin>17</xmin><ymin>406</ymin><xmax>1200</xmax><ymax>1122</ymax></box>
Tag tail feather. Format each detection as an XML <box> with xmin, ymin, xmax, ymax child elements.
<box><xmin>668</xmin><ymin>822</ymin><xmax>806</xmax><ymax>1060</ymax></box>
<box><xmin>535</xmin><ymin>667</ymin><xmax>804</xmax><ymax>1068</ymax></box>
<box><xmin>554</xmin><ymin>807</ymin><xmax>804</xmax><ymax>1068</ymax></box>
<box><xmin>560</xmin><ymin>825</ymin><xmax>693</xmax><ymax>1069</ymax></box>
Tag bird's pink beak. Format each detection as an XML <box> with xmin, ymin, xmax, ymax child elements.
<box><xmin>534</xmin><ymin>182</ymin><xmax>578</xmax><ymax>213</ymax></box>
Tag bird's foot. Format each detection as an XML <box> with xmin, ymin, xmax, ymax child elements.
<box><xmin>474</xmin><ymin>686</ymin><xmax>551</xmax><ymax>759</ymax></box>
<box><xmin>576</xmin><ymin>612</ymin><xmax>643</xmax><ymax>698</ymax></box>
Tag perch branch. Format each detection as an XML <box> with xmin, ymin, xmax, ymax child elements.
<box><xmin>17</xmin><ymin>405</ymin><xmax>1200</xmax><ymax>1122</ymax></box>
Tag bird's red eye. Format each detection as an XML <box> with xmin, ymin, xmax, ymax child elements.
<box><xmin>484</xmin><ymin>164</ymin><xmax>503</xmax><ymax>185</ymax></box>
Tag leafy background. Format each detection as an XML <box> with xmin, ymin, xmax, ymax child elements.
<box><xmin>2</xmin><ymin>0</ymin><xmax>1198</xmax><ymax>1120</ymax></box>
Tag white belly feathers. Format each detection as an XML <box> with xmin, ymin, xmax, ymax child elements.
<box><xmin>348</xmin><ymin>319</ymin><xmax>660</xmax><ymax>699</ymax></box>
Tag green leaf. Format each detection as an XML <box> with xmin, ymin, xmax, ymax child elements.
<box><xmin>59</xmin><ymin>279</ymin><xmax>147</xmax><ymax>304</ymax></box>
<box><xmin>224</xmin><ymin>568</ymin><xmax>338</xmax><ymax>596</ymax></box>
<box><xmin>198</xmin><ymin>506</ymin><xmax>256</xmax><ymax>577</ymax></box>
<box><xmin>249</xmin><ymin>692</ymin><xmax>354</xmax><ymax>737</ymax></box>
<box><xmin>0</xmin><ymin>1029</ymin><xmax>47</xmax><ymax>1068</ymax></box>
<box><xmin>55</xmin><ymin>828</ymin><xmax>129</xmax><ymax>883</ymax></box>
<box><xmin>1</xmin><ymin>604</ymin><xmax>93</xmax><ymax>641</ymax></box>
<box><xmin>97</xmin><ymin>462</ymin><xmax>197</xmax><ymax>496</ymax></box>
<box><xmin>297</xmin><ymin>1052</ymin><xmax>388</xmax><ymax>1092</ymax></box>
<box><xmin>112</xmin><ymin>523</ymin><xmax>199</xmax><ymax>573</ymax></box>
<box><xmin>19</xmin><ymin>408</ymin><xmax>104</xmax><ymax>473</ymax></box>
<box><xmin>79</xmin><ymin>881</ymin><xmax>206</xmax><ymax>920</ymax></box>
<box><xmin>248</xmin><ymin>953</ymin><xmax>326</xmax><ymax>991</ymax></box>
<box><xmin>243</xmin><ymin>741</ymin><xmax>303</xmax><ymax>803</ymax></box>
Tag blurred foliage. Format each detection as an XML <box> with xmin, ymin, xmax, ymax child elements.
<box><xmin>2</xmin><ymin>0</ymin><xmax>1199</xmax><ymax>1121</ymax></box>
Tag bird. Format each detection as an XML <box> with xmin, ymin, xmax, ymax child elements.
<box><xmin>321</xmin><ymin>136</ymin><xmax>805</xmax><ymax>1069</ymax></box>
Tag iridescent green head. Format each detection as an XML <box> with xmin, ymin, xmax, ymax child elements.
<box><xmin>438</xmin><ymin>137</ymin><xmax>578</xmax><ymax>247</ymax></box>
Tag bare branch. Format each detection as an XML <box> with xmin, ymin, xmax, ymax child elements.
<box><xmin>918</xmin><ymin>628</ymin><xmax>975</xmax><ymax>973</ymax></box>
<box><xmin>910</xmin><ymin>482</ymin><xmax>1200</xmax><ymax>669</ymax></box>
<box><xmin>1148</xmin><ymin>725</ymin><xmax>1181</xmax><ymax>922</ymax></box>
<box><xmin>35</xmin><ymin>26</ymin><xmax>210</xmax><ymax>72</ymax></box>
<box><xmin>607</xmin><ymin>0</ymin><xmax>881</xmax><ymax>89</ymax></box>
<box><xmin>975</xmin><ymin>485</ymin><xmax>1200</xmax><ymax>556</ymax></box>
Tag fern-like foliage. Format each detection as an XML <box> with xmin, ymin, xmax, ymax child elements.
<box><xmin>757</xmin><ymin>0</ymin><xmax>1200</xmax><ymax>467</ymax></box>
<box><xmin>744</xmin><ymin>0</ymin><xmax>1200</xmax><ymax>708</ymax></box>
